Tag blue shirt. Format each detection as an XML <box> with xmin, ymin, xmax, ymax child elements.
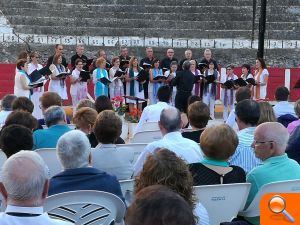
<box><xmin>33</xmin><ymin>124</ymin><xmax>71</xmax><ymax>149</ymax></box>
<box><xmin>229</xmin><ymin>127</ymin><xmax>262</xmax><ymax>173</ymax></box>
<box><xmin>245</xmin><ymin>154</ymin><xmax>300</xmax><ymax>225</ymax></box>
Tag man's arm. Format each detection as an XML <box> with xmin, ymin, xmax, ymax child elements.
<box><xmin>245</xmin><ymin>173</ymin><xmax>259</xmax><ymax>209</ymax></box>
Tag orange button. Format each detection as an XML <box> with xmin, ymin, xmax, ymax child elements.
<box><xmin>261</xmin><ymin>193</ymin><xmax>300</xmax><ymax>224</ymax></box>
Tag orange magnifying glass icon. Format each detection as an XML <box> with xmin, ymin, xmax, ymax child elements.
<box><xmin>268</xmin><ymin>195</ymin><xmax>295</xmax><ymax>223</ymax></box>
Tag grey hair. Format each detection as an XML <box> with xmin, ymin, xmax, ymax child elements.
<box><xmin>259</xmin><ymin>122</ymin><xmax>290</xmax><ymax>150</ymax></box>
<box><xmin>44</xmin><ymin>105</ymin><xmax>66</xmax><ymax>127</ymax></box>
<box><xmin>160</xmin><ymin>107</ymin><xmax>181</xmax><ymax>133</ymax></box>
<box><xmin>56</xmin><ymin>130</ymin><xmax>91</xmax><ymax>169</ymax></box>
<box><xmin>1</xmin><ymin>151</ymin><xmax>48</xmax><ymax>205</ymax></box>
<box><xmin>1</xmin><ymin>94</ymin><xmax>17</xmax><ymax>111</ymax></box>
<box><xmin>182</xmin><ymin>60</ymin><xmax>191</xmax><ymax>70</ymax></box>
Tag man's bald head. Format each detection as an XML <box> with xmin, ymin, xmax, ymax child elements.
<box><xmin>253</xmin><ymin>122</ymin><xmax>289</xmax><ymax>160</ymax></box>
<box><xmin>159</xmin><ymin>107</ymin><xmax>181</xmax><ymax>133</ymax></box>
<box><xmin>1</xmin><ymin>151</ymin><xmax>49</xmax><ymax>206</ymax></box>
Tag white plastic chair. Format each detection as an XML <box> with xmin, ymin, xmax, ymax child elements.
<box><xmin>194</xmin><ymin>183</ymin><xmax>251</xmax><ymax>225</ymax></box>
<box><xmin>130</xmin><ymin>130</ymin><xmax>162</xmax><ymax>143</ymax></box>
<box><xmin>67</xmin><ymin>124</ymin><xmax>76</xmax><ymax>130</ymax></box>
<box><xmin>119</xmin><ymin>179</ymin><xmax>135</xmax><ymax>206</ymax></box>
<box><xmin>141</xmin><ymin>122</ymin><xmax>159</xmax><ymax>131</ymax></box>
<box><xmin>44</xmin><ymin>190</ymin><xmax>126</xmax><ymax>225</ymax></box>
<box><xmin>35</xmin><ymin>148</ymin><xmax>62</xmax><ymax>177</ymax></box>
<box><xmin>116</xmin><ymin>143</ymin><xmax>147</xmax><ymax>163</ymax></box>
<box><xmin>239</xmin><ymin>179</ymin><xmax>300</xmax><ymax>217</ymax></box>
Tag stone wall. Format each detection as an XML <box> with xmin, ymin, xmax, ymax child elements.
<box><xmin>1</xmin><ymin>42</ymin><xmax>300</xmax><ymax>67</ymax></box>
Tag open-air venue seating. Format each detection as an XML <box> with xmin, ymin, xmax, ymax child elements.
<box><xmin>130</xmin><ymin>130</ymin><xmax>162</xmax><ymax>143</ymax></box>
<box><xmin>44</xmin><ymin>190</ymin><xmax>126</xmax><ymax>225</ymax></box>
<box><xmin>194</xmin><ymin>183</ymin><xmax>251</xmax><ymax>225</ymax></box>
<box><xmin>239</xmin><ymin>179</ymin><xmax>300</xmax><ymax>218</ymax></box>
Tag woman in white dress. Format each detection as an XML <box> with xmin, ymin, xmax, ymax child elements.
<box><xmin>14</xmin><ymin>59</ymin><xmax>31</xmax><ymax>98</ymax></box>
<box><xmin>70</xmin><ymin>58</ymin><xmax>88</xmax><ymax>109</ymax></box>
<box><xmin>202</xmin><ymin>61</ymin><xmax>219</xmax><ymax>120</ymax></box>
<box><xmin>49</xmin><ymin>54</ymin><xmax>68</xmax><ymax>100</ymax></box>
<box><xmin>190</xmin><ymin>59</ymin><xmax>202</xmax><ymax>97</ymax></box>
<box><xmin>109</xmin><ymin>56</ymin><xmax>125</xmax><ymax>98</ymax></box>
<box><xmin>254</xmin><ymin>58</ymin><xmax>269</xmax><ymax>100</ymax></box>
<box><xmin>28</xmin><ymin>52</ymin><xmax>43</xmax><ymax>119</ymax></box>
<box><xmin>220</xmin><ymin>65</ymin><xmax>238</xmax><ymax>121</ymax></box>
<box><xmin>165</xmin><ymin>61</ymin><xmax>178</xmax><ymax>106</ymax></box>
<box><xmin>125</xmin><ymin>57</ymin><xmax>145</xmax><ymax>112</ymax></box>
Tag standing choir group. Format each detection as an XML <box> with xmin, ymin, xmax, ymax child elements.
<box><xmin>13</xmin><ymin>45</ymin><xmax>269</xmax><ymax>121</ymax></box>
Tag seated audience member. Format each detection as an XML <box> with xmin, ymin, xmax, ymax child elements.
<box><xmin>0</xmin><ymin>151</ymin><xmax>72</xmax><ymax>225</ymax></box>
<box><xmin>134</xmin><ymin>107</ymin><xmax>203</xmax><ymax>176</ymax></box>
<box><xmin>229</xmin><ymin>100</ymin><xmax>262</xmax><ymax>173</ymax></box>
<box><xmin>48</xmin><ymin>130</ymin><xmax>124</xmax><ymax>201</ymax></box>
<box><xmin>135</xmin><ymin>149</ymin><xmax>209</xmax><ymax>225</ymax></box>
<box><xmin>92</xmin><ymin>110</ymin><xmax>134</xmax><ymax>179</ymax></box>
<box><xmin>0</xmin><ymin>124</ymin><xmax>33</xmax><ymax>158</ymax></box>
<box><xmin>226</xmin><ymin>87</ymin><xmax>252</xmax><ymax>129</ymax></box>
<box><xmin>182</xmin><ymin>101</ymin><xmax>210</xmax><ymax>143</ymax></box>
<box><xmin>135</xmin><ymin>86</ymin><xmax>171</xmax><ymax>133</ymax></box>
<box><xmin>33</xmin><ymin>106</ymin><xmax>71</xmax><ymax>149</ymax></box>
<box><xmin>76</xmin><ymin>99</ymin><xmax>95</xmax><ymax>111</ymax></box>
<box><xmin>4</xmin><ymin>110</ymin><xmax>39</xmax><ymax>131</ymax></box>
<box><xmin>95</xmin><ymin>95</ymin><xmax>113</xmax><ymax>114</ymax></box>
<box><xmin>257</xmin><ymin>101</ymin><xmax>276</xmax><ymax>125</ymax></box>
<box><xmin>189</xmin><ymin>124</ymin><xmax>245</xmax><ymax>185</ymax></box>
<box><xmin>38</xmin><ymin>92</ymin><xmax>71</xmax><ymax>126</ymax></box>
<box><xmin>12</xmin><ymin>96</ymin><xmax>34</xmax><ymax>114</ymax></box>
<box><xmin>286</xmin><ymin>126</ymin><xmax>300</xmax><ymax>164</ymax></box>
<box><xmin>245</xmin><ymin>122</ymin><xmax>300</xmax><ymax>225</ymax></box>
<box><xmin>287</xmin><ymin>99</ymin><xmax>300</xmax><ymax>134</ymax></box>
<box><xmin>73</xmin><ymin>107</ymin><xmax>98</xmax><ymax>147</ymax></box>
<box><xmin>181</xmin><ymin>95</ymin><xmax>201</xmax><ymax>129</ymax></box>
<box><xmin>0</xmin><ymin>94</ymin><xmax>17</xmax><ymax>125</ymax></box>
<box><xmin>73</xmin><ymin>107</ymin><xmax>125</xmax><ymax>147</ymax></box>
<box><xmin>126</xmin><ymin>185</ymin><xmax>196</xmax><ymax>225</ymax></box>
<box><xmin>273</xmin><ymin>86</ymin><xmax>297</xmax><ymax>118</ymax></box>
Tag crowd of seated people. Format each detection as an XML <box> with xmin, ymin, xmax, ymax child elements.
<box><xmin>0</xmin><ymin>47</ymin><xmax>300</xmax><ymax>225</ymax></box>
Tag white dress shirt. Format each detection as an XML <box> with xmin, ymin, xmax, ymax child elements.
<box><xmin>0</xmin><ymin>205</ymin><xmax>73</xmax><ymax>225</ymax></box>
<box><xmin>134</xmin><ymin>101</ymin><xmax>170</xmax><ymax>133</ymax></box>
<box><xmin>273</xmin><ymin>101</ymin><xmax>297</xmax><ymax>118</ymax></box>
<box><xmin>133</xmin><ymin>131</ymin><xmax>203</xmax><ymax>176</ymax></box>
<box><xmin>92</xmin><ymin>144</ymin><xmax>134</xmax><ymax>180</ymax></box>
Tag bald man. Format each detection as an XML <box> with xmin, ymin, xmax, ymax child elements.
<box><xmin>244</xmin><ymin>122</ymin><xmax>300</xmax><ymax>225</ymax></box>
<box><xmin>0</xmin><ymin>151</ymin><xmax>72</xmax><ymax>225</ymax></box>
<box><xmin>133</xmin><ymin>107</ymin><xmax>203</xmax><ymax>176</ymax></box>
<box><xmin>178</xmin><ymin>49</ymin><xmax>195</xmax><ymax>71</ymax></box>
<box><xmin>160</xmin><ymin>48</ymin><xmax>178</xmax><ymax>70</ymax></box>
<box><xmin>199</xmin><ymin>49</ymin><xmax>218</xmax><ymax>69</ymax></box>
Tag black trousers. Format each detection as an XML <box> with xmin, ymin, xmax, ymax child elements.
<box><xmin>175</xmin><ymin>91</ymin><xmax>191</xmax><ymax>113</ymax></box>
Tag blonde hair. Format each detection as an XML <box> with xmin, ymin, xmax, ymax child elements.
<box><xmin>95</xmin><ymin>57</ymin><xmax>106</xmax><ymax>68</ymax></box>
<box><xmin>257</xmin><ymin>102</ymin><xmax>276</xmax><ymax>125</ymax></box>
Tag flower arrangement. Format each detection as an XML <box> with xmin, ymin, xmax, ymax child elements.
<box><xmin>124</xmin><ymin>108</ymin><xmax>142</xmax><ymax>123</ymax></box>
<box><xmin>111</xmin><ymin>96</ymin><xmax>127</xmax><ymax>116</ymax></box>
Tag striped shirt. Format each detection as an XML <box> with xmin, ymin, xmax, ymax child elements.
<box><xmin>229</xmin><ymin>127</ymin><xmax>262</xmax><ymax>173</ymax></box>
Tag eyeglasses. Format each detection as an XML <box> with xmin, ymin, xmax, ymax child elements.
<box><xmin>253</xmin><ymin>140</ymin><xmax>274</xmax><ymax>146</ymax></box>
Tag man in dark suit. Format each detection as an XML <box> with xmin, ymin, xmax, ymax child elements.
<box><xmin>170</xmin><ymin>60</ymin><xmax>195</xmax><ymax>113</ymax></box>
<box><xmin>48</xmin><ymin>130</ymin><xmax>124</xmax><ymax>202</ymax></box>
<box><xmin>46</xmin><ymin>44</ymin><xmax>68</xmax><ymax>68</ymax></box>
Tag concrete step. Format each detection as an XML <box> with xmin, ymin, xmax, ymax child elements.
<box><xmin>12</xmin><ymin>24</ymin><xmax>255</xmax><ymax>38</ymax></box>
<box><xmin>0</xmin><ymin>0</ymin><xmax>255</xmax><ymax>7</ymax></box>
<box><xmin>6</xmin><ymin>15</ymin><xmax>300</xmax><ymax>32</ymax></box>
<box><xmin>3</xmin><ymin>7</ymin><xmax>299</xmax><ymax>23</ymax></box>
<box><xmin>2</xmin><ymin>8</ymin><xmax>255</xmax><ymax>22</ymax></box>
<box><xmin>2</xmin><ymin>0</ymin><xmax>300</xmax><ymax>7</ymax></box>
<box><xmin>6</xmin><ymin>16</ymin><xmax>259</xmax><ymax>30</ymax></box>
